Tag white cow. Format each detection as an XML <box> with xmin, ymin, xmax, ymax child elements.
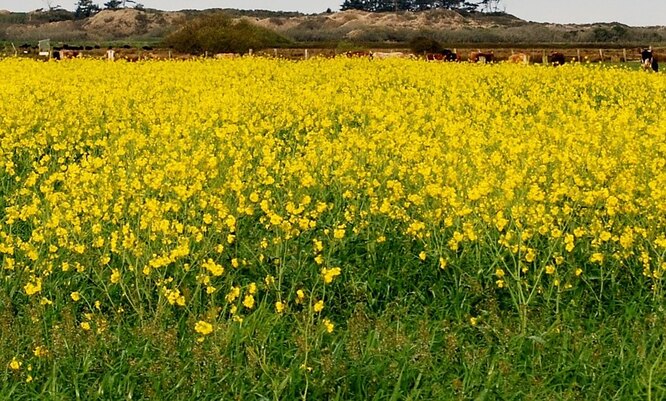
<box><xmin>371</xmin><ymin>51</ymin><xmax>409</xmax><ymax>60</ymax></box>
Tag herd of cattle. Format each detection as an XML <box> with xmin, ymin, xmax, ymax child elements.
<box><xmin>9</xmin><ymin>43</ymin><xmax>660</xmax><ymax>71</ymax></box>
<box><xmin>344</xmin><ymin>48</ymin><xmax>658</xmax><ymax>71</ymax></box>
<box><xmin>346</xmin><ymin>49</ymin><xmax>573</xmax><ymax>66</ymax></box>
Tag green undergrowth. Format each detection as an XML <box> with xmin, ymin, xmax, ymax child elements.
<box><xmin>3</xmin><ymin>264</ymin><xmax>666</xmax><ymax>400</ymax></box>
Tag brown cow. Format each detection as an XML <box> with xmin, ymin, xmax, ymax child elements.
<box><xmin>469</xmin><ymin>51</ymin><xmax>494</xmax><ymax>63</ymax></box>
<box><xmin>508</xmin><ymin>52</ymin><xmax>529</xmax><ymax>64</ymax></box>
<box><xmin>61</xmin><ymin>50</ymin><xmax>79</xmax><ymax>59</ymax></box>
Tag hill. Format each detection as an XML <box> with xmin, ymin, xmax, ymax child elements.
<box><xmin>0</xmin><ymin>8</ymin><xmax>665</xmax><ymax>46</ymax></box>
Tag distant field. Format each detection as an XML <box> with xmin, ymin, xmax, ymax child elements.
<box><xmin>1</xmin><ymin>58</ymin><xmax>666</xmax><ymax>400</ymax></box>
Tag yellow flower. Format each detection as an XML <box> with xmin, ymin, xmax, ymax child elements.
<box><xmin>323</xmin><ymin>318</ymin><xmax>334</xmax><ymax>333</ymax></box>
<box><xmin>243</xmin><ymin>294</ymin><xmax>255</xmax><ymax>309</ymax></box>
<box><xmin>226</xmin><ymin>286</ymin><xmax>240</xmax><ymax>303</ymax></box>
<box><xmin>248</xmin><ymin>282</ymin><xmax>257</xmax><ymax>294</ymax></box>
<box><xmin>24</xmin><ymin>278</ymin><xmax>42</xmax><ymax>296</ymax></box>
<box><xmin>321</xmin><ymin>267</ymin><xmax>342</xmax><ymax>284</ymax></box>
<box><xmin>313</xmin><ymin>300</ymin><xmax>324</xmax><ymax>313</ymax></box>
<box><xmin>9</xmin><ymin>357</ymin><xmax>21</xmax><ymax>370</ymax></box>
<box><xmin>418</xmin><ymin>251</ymin><xmax>427</xmax><ymax>261</ymax></box>
<box><xmin>296</xmin><ymin>289</ymin><xmax>305</xmax><ymax>304</ymax></box>
<box><xmin>110</xmin><ymin>269</ymin><xmax>121</xmax><ymax>284</ymax></box>
<box><xmin>495</xmin><ymin>268</ymin><xmax>505</xmax><ymax>278</ymax></box>
<box><xmin>545</xmin><ymin>265</ymin><xmax>556</xmax><ymax>275</ymax></box>
<box><xmin>80</xmin><ymin>322</ymin><xmax>91</xmax><ymax>331</ymax></box>
<box><xmin>333</xmin><ymin>228</ymin><xmax>345</xmax><ymax>239</ymax></box>
<box><xmin>194</xmin><ymin>320</ymin><xmax>213</xmax><ymax>335</ymax></box>
<box><xmin>33</xmin><ymin>346</ymin><xmax>48</xmax><ymax>358</ymax></box>
<box><xmin>275</xmin><ymin>301</ymin><xmax>285</xmax><ymax>313</ymax></box>
<box><xmin>439</xmin><ymin>257</ymin><xmax>447</xmax><ymax>269</ymax></box>
<box><xmin>525</xmin><ymin>249</ymin><xmax>536</xmax><ymax>263</ymax></box>
<box><xmin>70</xmin><ymin>292</ymin><xmax>81</xmax><ymax>302</ymax></box>
<box><xmin>202</xmin><ymin>258</ymin><xmax>224</xmax><ymax>277</ymax></box>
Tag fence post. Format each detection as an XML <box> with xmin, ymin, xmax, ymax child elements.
<box><xmin>542</xmin><ymin>49</ymin><xmax>547</xmax><ymax>64</ymax></box>
<box><xmin>623</xmin><ymin>48</ymin><xmax>627</xmax><ymax>62</ymax></box>
<box><xmin>599</xmin><ymin>49</ymin><xmax>604</xmax><ymax>62</ymax></box>
<box><xmin>274</xmin><ymin>48</ymin><xmax>277</xmax><ymax>58</ymax></box>
<box><xmin>305</xmin><ymin>49</ymin><xmax>309</xmax><ymax>60</ymax></box>
<box><xmin>577</xmin><ymin>49</ymin><xmax>581</xmax><ymax>62</ymax></box>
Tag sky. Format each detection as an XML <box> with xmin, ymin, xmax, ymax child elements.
<box><xmin>0</xmin><ymin>0</ymin><xmax>664</xmax><ymax>26</ymax></box>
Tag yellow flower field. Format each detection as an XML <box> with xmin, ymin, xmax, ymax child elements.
<box><xmin>1</xmin><ymin>57</ymin><xmax>666</xmax><ymax>372</ymax></box>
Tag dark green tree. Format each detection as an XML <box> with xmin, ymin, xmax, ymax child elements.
<box><xmin>340</xmin><ymin>0</ymin><xmax>481</xmax><ymax>12</ymax></box>
<box><xmin>340</xmin><ymin>0</ymin><xmax>365</xmax><ymax>10</ymax></box>
<box><xmin>74</xmin><ymin>0</ymin><xmax>100</xmax><ymax>18</ymax></box>
<box><xmin>103</xmin><ymin>0</ymin><xmax>122</xmax><ymax>9</ymax></box>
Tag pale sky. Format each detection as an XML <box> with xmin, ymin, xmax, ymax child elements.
<box><xmin>0</xmin><ymin>0</ymin><xmax>664</xmax><ymax>26</ymax></box>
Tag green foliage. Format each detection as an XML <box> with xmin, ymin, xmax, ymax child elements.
<box><xmin>409</xmin><ymin>36</ymin><xmax>443</xmax><ymax>53</ymax></box>
<box><xmin>164</xmin><ymin>14</ymin><xmax>292</xmax><ymax>55</ymax></box>
<box><xmin>74</xmin><ymin>0</ymin><xmax>100</xmax><ymax>19</ymax></box>
<box><xmin>104</xmin><ymin>0</ymin><xmax>122</xmax><ymax>9</ymax></box>
<box><xmin>593</xmin><ymin>25</ymin><xmax>629</xmax><ymax>42</ymax></box>
<box><xmin>340</xmin><ymin>0</ymin><xmax>481</xmax><ymax>12</ymax></box>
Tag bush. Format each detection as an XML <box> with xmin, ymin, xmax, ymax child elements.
<box><xmin>164</xmin><ymin>13</ymin><xmax>291</xmax><ymax>55</ymax></box>
<box><xmin>409</xmin><ymin>36</ymin><xmax>443</xmax><ymax>54</ymax></box>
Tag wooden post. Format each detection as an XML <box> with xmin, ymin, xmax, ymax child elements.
<box><xmin>599</xmin><ymin>49</ymin><xmax>604</xmax><ymax>62</ymax></box>
<box><xmin>205</xmin><ymin>51</ymin><xmax>208</xmax><ymax>58</ymax></box>
<box><xmin>11</xmin><ymin>42</ymin><xmax>17</xmax><ymax>57</ymax></box>
<box><xmin>305</xmin><ymin>49</ymin><xmax>309</xmax><ymax>60</ymax></box>
<box><xmin>274</xmin><ymin>48</ymin><xmax>277</xmax><ymax>58</ymax></box>
<box><xmin>168</xmin><ymin>49</ymin><xmax>172</xmax><ymax>59</ymax></box>
<box><xmin>623</xmin><ymin>48</ymin><xmax>627</xmax><ymax>63</ymax></box>
<box><xmin>577</xmin><ymin>49</ymin><xmax>581</xmax><ymax>62</ymax></box>
<box><xmin>542</xmin><ymin>49</ymin><xmax>547</xmax><ymax>64</ymax></box>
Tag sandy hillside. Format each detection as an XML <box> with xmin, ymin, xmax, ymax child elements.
<box><xmin>249</xmin><ymin>9</ymin><xmax>506</xmax><ymax>34</ymax></box>
<box><xmin>83</xmin><ymin>9</ymin><xmax>185</xmax><ymax>38</ymax></box>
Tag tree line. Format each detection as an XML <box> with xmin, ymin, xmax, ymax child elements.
<box><xmin>340</xmin><ymin>0</ymin><xmax>502</xmax><ymax>12</ymax></box>
<box><xmin>73</xmin><ymin>0</ymin><xmax>144</xmax><ymax>19</ymax></box>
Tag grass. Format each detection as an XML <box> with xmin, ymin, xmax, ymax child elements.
<box><xmin>3</xmin><ymin>288</ymin><xmax>666</xmax><ymax>399</ymax></box>
<box><xmin>3</xmin><ymin>236</ymin><xmax>666</xmax><ymax>400</ymax></box>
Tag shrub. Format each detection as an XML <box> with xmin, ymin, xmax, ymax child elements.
<box><xmin>164</xmin><ymin>13</ymin><xmax>291</xmax><ymax>55</ymax></box>
<box><xmin>409</xmin><ymin>36</ymin><xmax>443</xmax><ymax>54</ymax></box>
